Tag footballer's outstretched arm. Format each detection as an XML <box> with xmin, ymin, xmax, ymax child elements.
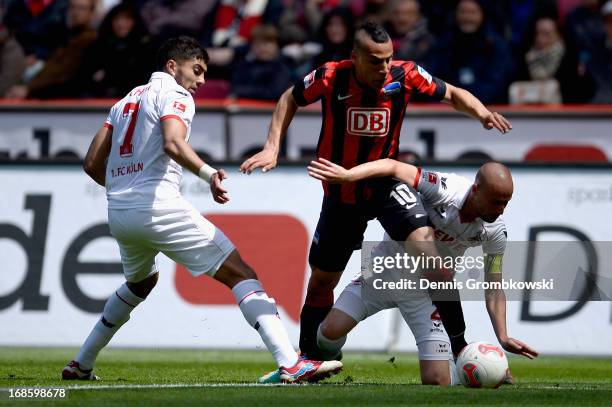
<box><xmin>308</xmin><ymin>158</ymin><xmax>419</xmax><ymax>185</ymax></box>
<box><xmin>240</xmin><ymin>86</ymin><xmax>298</xmax><ymax>174</ymax></box>
<box><xmin>162</xmin><ymin>118</ymin><xmax>229</xmax><ymax>204</ymax></box>
<box><xmin>84</xmin><ymin>126</ymin><xmax>112</xmax><ymax>186</ymax></box>
<box><xmin>442</xmin><ymin>83</ymin><xmax>512</xmax><ymax>134</ymax></box>
<box><xmin>484</xmin><ymin>254</ymin><xmax>539</xmax><ymax>359</ymax></box>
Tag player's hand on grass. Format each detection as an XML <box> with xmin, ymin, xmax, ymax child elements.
<box><xmin>481</xmin><ymin>111</ymin><xmax>512</xmax><ymax>134</ymax></box>
<box><xmin>239</xmin><ymin>147</ymin><xmax>277</xmax><ymax>174</ymax></box>
<box><xmin>211</xmin><ymin>169</ymin><xmax>229</xmax><ymax>204</ymax></box>
<box><xmin>500</xmin><ymin>337</ymin><xmax>539</xmax><ymax>359</ymax></box>
<box><xmin>308</xmin><ymin>158</ymin><xmax>351</xmax><ymax>183</ymax></box>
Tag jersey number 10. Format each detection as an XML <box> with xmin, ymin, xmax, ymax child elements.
<box><xmin>391</xmin><ymin>184</ymin><xmax>417</xmax><ymax>209</ymax></box>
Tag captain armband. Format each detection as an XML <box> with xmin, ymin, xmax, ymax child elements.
<box><xmin>483</xmin><ymin>253</ymin><xmax>503</xmax><ymax>274</ymax></box>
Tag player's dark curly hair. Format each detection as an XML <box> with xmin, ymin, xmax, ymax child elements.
<box><xmin>356</xmin><ymin>21</ymin><xmax>390</xmax><ymax>45</ymax></box>
<box><xmin>156</xmin><ymin>36</ymin><xmax>209</xmax><ymax>70</ymax></box>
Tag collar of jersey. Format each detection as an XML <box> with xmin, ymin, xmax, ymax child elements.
<box><xmin>149</xmin><ymin>71</ymin><xmax>190</xmax><ymax>96</ymax></box>
<box><xmin>150</xmin><ymin>71</ymin><xmax>175</xmax><ymax>82</ymax></box>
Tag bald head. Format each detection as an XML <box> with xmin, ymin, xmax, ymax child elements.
<box><xmin>471</xmin><ymin>162</ymin><xmax>513</xmax><ymax>222</ymax></box>
<box><xmin>475</xmin><ymin>162</ymin><xmax>513</xmax><ymax>195</ymax></box>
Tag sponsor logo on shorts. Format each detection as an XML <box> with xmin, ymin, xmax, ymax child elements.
<box><xmin>436</xmin><ymin>343</ymin><xmax>449</xmax><ymax>353</ymax></box>
<box><xmin>347</xmin><ymin>108</ymin><xmax>390</xmax><ymax>137</ymax></box>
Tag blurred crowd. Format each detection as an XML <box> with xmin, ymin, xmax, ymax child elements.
<box><xmin>0</xmin><ymin>0</ymin><xmax>611</xmax><ymax>104</ymax></box>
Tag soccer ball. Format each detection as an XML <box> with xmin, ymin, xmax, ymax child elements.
<box><xmin>456</xmin><ymin>341</ymin><xmax>508</xmax><ymax>388</ymax></box>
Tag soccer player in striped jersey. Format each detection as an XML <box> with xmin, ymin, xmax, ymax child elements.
<box><xmin>241</xmin><ymin>21</ymin><xmax>512</xmax><ymax>365</ymax></box>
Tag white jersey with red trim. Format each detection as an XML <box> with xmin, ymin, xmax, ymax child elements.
<box><xmin>383</xmin><ymin>169</ymin><xmax>507</xmax><ymax>258</ymax></box>
<box><xmin>415</xmin><ymin>169</ymin><xmax>506</xmax><ymax>256</ymax></box>
<box><xmin>104</xmin><ymin>71</ymin><xmax>195</xmax><ymax>209</ymax></box>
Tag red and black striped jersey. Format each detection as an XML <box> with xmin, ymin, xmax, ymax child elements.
<box><xmin>292</xmin><ymin>59</ymin><xmax>446</xmax><ymax>204</ymax></box>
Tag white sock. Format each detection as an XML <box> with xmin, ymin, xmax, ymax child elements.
<box><xmin>449</xmin><ymin>358</ymin><xmax>460</xmax><ymax>386</ymax></box>
<box><xmin>316</xmin><ymin>324</ymin><xmax>346</xmax><ymax>360</ymax></box>
<box><xmin>75</xmin><ymin>284</ymin><xmax>144</xmax><ymax>370</ymax></box>
<box><xmin>232</xmin><ymin>279</ymin><xmax>298</xmax><ymax>368</ymax></box>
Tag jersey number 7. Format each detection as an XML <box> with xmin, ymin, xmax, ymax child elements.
<box><xmin>119</xmin><ymin>102</ymin><xmax>141</xmax><ymax>157</ymax></box>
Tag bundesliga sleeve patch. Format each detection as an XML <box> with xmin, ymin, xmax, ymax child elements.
<box><xmin>303</xmin><ymin>70</ymin><xmax>316</xmax><ymax>89</ymax></box>
<box><xmin>172</xmin><ymin>101</ymin><xmax>187</xmax><ymax>113</ymax></box>
<box><xmin>427</xmin><ymin>172</ymin><xmax>438</xmax><ymax>184</ymax></box>
<box><xmin>416</xmin><ymin>65</ymin><xmax>433</xmax><ymax>84</ymax></box>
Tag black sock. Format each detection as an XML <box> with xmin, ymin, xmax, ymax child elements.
<box><xmin>299</xmin><ymin>304</ymin><xmax>332</xmax><ymax>358</ymax></box>
<box><xmin>430</xmin><ymin>288</ymin><xmax>467</xmax><ymax>356</ymax></box>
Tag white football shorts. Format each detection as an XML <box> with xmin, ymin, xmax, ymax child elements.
<box><xmin>334</xmin><ymin>278</ymin><xmax>451</xmax><ymax>360</ymax></box>
<box><xmin>108</xmin><ymin>199</ymin><xmax>235</xmax><ymax>282</ymax></box>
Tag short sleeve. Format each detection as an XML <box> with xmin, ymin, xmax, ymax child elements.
<box><xmin>483</xmin><ymin>220</ymin><xmax>507</xmax><ymax>255</ymax></box>
<box><xmin>160</xmin><ymin>89</ymin><xmax>195</xmax><ymax>129</ymax></box>
<box><xmin>414</xmin><ymin>169</ymin><xmax>455</xmax><ymax>206</ymax></box>
<box><xmin>104</xmin><ymin>101</ymin><xmax>121</xmax><ymax>129</ymax></box>
<box><xmin>404</xmin><ymin>63</ymin><xmax>446</xmax><ymax>101</ymax></box>
<box><xmin>292</xmin><ymin>64</ymin><xmax>334</xmax><ymax>106</ymax></box>
<box><xmin>103</xmin><ymin>114</ymin><xmax>114</xmax><ymax>130</ymax></box>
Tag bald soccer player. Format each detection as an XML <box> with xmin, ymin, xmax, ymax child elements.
<box><xmin>307</xmin><ymin>159</ymin><xmax>538</xmax><ymax>385</ymax></box>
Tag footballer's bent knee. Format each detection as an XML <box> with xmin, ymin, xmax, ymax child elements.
<box><xmin>127</xmin><ymin>272</ymin><xmax>159</xmax><ymax>298</ymax></box>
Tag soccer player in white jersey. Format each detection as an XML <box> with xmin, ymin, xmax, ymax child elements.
<box><xmin>307</xmin><ymin>158</ymin><xmax>538</xmax><ymax>385</ymax></box>
<box><xmin>61</xmin><ymin>36</ymin><xmax>342</xmax><ymax>383</ymax></box>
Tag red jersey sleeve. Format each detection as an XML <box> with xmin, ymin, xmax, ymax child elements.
<box><xmin>403</xmin><ymin>62</ymin><xmax>446</xmax><ymax>101</ymax></box>
<box><xmin>292</xmin><ymin>63</ymin><xmax>336</xmax><ymax>106</ymax></box>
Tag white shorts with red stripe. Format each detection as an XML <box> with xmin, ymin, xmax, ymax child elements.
<box><xmin>334</xmin><ymin>278</ymin><xmax>451</xmax><ymax>360</ymax></box>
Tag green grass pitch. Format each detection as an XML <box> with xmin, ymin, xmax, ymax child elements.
<box><xmin>1</xmin><ymin>348</ymin><xmax>611</xmax><ymax>406</ymax></box>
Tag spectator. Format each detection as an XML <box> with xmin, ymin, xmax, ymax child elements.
<box><xmin>83</xmin><ymin>2</ymin><xmax>155</xmax><ymax>98</ymax></box>
<box><xmin>139</xmin><ymin>0</ymin><xmax>216</xmax><ymax>46</ymax></box>
<box><xmin>304</xmin><ymin>0</ymin><xmax>359</xmax><ymax>36</ymax></box>
<box><xmin>3</xmin><ymin>0</ymin><xmax>68</xmax><ymax>60</ymax></box>
<box><xmin>502</xmin><ymin>0</ymin><xmax>558</xmax><ymax>52</ymax></box>
<box><xmin>276</xmin><ymin>1</ymin><xmax>323</xmax><ymax>79</ymax></box>
<box><xmin>206</xmin><ymin>0</ymin><xmax>283</xmax><ymax>79</ymax></box>
<box><xmin>277</xmin><ymin>0</ymin><xmax>311</xmax><ymax>45</ymax></box>
<box><xmin>385</xmin><ymin>0</ymin><xmax>434</xmax><ymax>64</ymax></box>
<box><xmin>564</xmin><ymin>0</ymin><xmax>606</xmax><ymax>53</ymax></box>
<box><xmin>358</xmin><ymin>0</ymin><xmax>389</xmax><ymax>25</ymax></box>
<box><xmin>311</xmin><ymin>7</ymin><xmax>354</xmax><ymax>68</ymax></box>
<box><xmin>417</xmin><ymin>0</ymin><xmax>456</xmax><ymax>37</ymax></box>
<box><xmin>211</xmin><ymin>0</ymin><xmax>283</xmax><ymax>48</ymax></box>
<box><xmin>231</xmin><ymin>24</ymin><xmax>293</xmax><ymax>100</ymax></box>
<box><xmin>0</xmin><ymin>7</ymin><xmax>26</xmax><ymax>97</ymax></box>
<box><xmin>557</xmin><ymin>0</ymin><xmax>583</xmax><ymax>23</ymax></box>
<box><xmin>511</xmin><ymin>16</ymin><xmax>593</xmax><ymax>103</ymax></box>
<box><xmin>426</xmin><ymin>0</ymin><xmax>514</xmax><ymax>104</ymax></box>
<box><xmin>586</xmin><ymin>0</ymin><xmax>612</xmax><ymax>102</ymax></box>
<box><xmin>5</xmin><ymin>0</ymin><xmax>97</xmax><ymax>99</ymax></box>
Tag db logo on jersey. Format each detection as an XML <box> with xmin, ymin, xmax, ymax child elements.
<box><xmin>347</xmin><ymin>108</ymin><xmax>390</xmax><ymax>137</ymax></box>
<box><xmin>172</xmin><ymin>101</ymin><xmax>186</xmax><ymax>113</ymax></box>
